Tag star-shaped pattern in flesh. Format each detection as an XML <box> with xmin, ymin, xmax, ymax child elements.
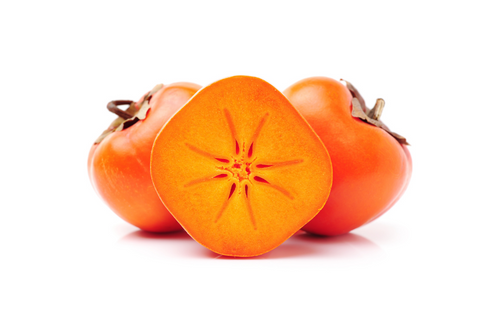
<box><xmin>183</xmin><ymin>109</ymin><xmax>303</xmax><ymax>229</ymax></box>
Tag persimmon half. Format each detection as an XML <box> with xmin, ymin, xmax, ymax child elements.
<box><xmin>151</xmin><ymin>76</ymin><xmax>332</xmax><ymax>257</ymax></box>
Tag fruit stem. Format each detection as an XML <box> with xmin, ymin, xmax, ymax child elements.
<box><xmin>367</xmin><ymin>98</ymin><xmax>385</xmax><ymax>121</ymax></box>
<box><xmin>106</xmin><ymin>100</ymin><xmax>135</xmax><ymax>119</ymax></box>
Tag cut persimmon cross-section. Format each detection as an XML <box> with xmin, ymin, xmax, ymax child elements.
<box><xmin>151</xmin><ymin>76</ymin><xmax>332</xmax><ymax>257</ymax></box>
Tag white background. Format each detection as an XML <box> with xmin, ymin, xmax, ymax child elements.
<box><xmin>1</xmin><ymin>1</ymin><xmax>499</xmax><ymax>332</ymax></box>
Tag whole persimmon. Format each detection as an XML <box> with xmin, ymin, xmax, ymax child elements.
<box><xmin>88</xmin><ymin>82</ymin><xmax>201</xmax><ymax>232</ymax></box>
<box><xmin>283</xmin><ymin>77</ymin><xmax>412</xmax><ymax>236</ymax></box>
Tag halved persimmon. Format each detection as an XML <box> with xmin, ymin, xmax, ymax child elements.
<box><xmin>151</xmin><ymin>76</ymin><xmax>332</xmax><ymax>257</ymax></box>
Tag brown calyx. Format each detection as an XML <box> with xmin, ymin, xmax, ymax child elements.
<box><xmin>342</xmin><ymin>80</ymin><xmax>408</xmax><ymax>145</ymax></box>
<box><xmin>94</xmin><ymin>84</ymin><xmax>163</xmax><ymax>144</ymax></box>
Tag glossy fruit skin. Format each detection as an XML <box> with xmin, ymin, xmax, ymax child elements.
<box><xmin>88</xmin><ymin>82</ymin><xmax>201</xmax><ymax>232</ymax></box>
<box><xmin>283</xmin><ymin>77</ymin><xmax>412</xmax><ymax>236</ymax></box>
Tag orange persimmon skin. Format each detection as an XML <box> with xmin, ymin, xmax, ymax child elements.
<box><xmin>284</xmin><ymin>77</ymin><xmax>412</xmax><ymax>236</ymax></box>
<box><xmin>88</xmin><ymin>82</ymin><xmax>201</xmax><ymax>232</ymax></box>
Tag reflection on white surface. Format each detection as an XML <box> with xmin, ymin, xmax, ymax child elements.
<box><xmin>117</xmin><ymin>228</ymin><xmax>383</xmax><ymax>263</ymax></box>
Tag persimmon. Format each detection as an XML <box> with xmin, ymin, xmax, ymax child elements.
<box><xmin>283</xmin><ymin>77</ymin><xmax>412</xmax><ymax>236</ymax></box>
<box><xmin>88</xmin><ymin>82</ymin><xmax>201</xmax><ymax>232</ymax></box>
<box><xmin>151</xmin><ymin>76</ymin><xmax>332</xmax><ymax>257</ymax></box>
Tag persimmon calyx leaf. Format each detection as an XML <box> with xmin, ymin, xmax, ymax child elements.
<box><xmin>94</xmin><ymin>84</ymin><xmax>163</xmax><ymax>144</ymax></box>
<box><xmin>94</xmin><ymin>117</ymin><xmax>127</xmax><ymax>144</ymax></box>
<box><xmin>343</xmin><ymin>79</ymin><xmax>409</xmax><ymax>145</ymax></box>
<box><xmin>136</xmin><ymin>83</ymin><xmax>163</xmax><ymax>120</ymax></box>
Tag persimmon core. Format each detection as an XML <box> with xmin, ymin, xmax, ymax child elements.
<box><xmin>216</xmin><ymin>141</ymin><xmax>257</xmax><ymax>182</ymax></box>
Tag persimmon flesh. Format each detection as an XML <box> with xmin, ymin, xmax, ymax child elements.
<box><xmin>151</xmin><ymin>76</ymin><xmax>332</xmax><ymax>257</ymax></box>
